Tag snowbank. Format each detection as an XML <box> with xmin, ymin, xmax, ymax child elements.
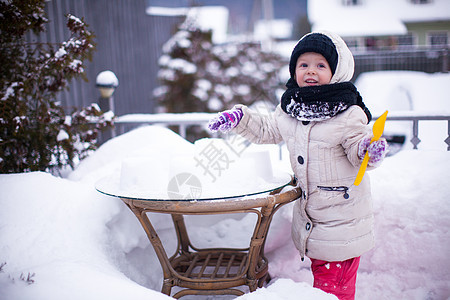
<box><xmin>0</xmin><ymin>172</ymin><xmax>171</xmax><ymax>300</ymax></box>
<box><xmin>1</xmin><ymin>125</ymin><xmax>449</xmax><ymax>299</ymax></box>
<box><xmin>356</xmin><ymin>71</ymin><xmax>450</xmax><ymax>152</ymax></box>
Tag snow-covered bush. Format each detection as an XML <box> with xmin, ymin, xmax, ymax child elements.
<box><xmin>0</xmin><ymin>0</ymin><xmax>113</xmax><ymax>174</ymax></box>
<box><xmin>154</xmin><ymin>19</ymin><xmax>286</xmax><ymax>114</ymax></box>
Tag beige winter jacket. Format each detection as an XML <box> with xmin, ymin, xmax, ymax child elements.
<box><xmin>233</xmin><ymin>31</ymin><xmax>375</xmax><ymax>262</ymax></box>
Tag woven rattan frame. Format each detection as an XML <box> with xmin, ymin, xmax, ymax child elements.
<box><xmin>119</xmin><ymin>179</ymin><xmax>301</xmax><ymax>298</ymax></box>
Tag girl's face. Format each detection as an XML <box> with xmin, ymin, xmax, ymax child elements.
<box><xmin>295</xmin><ymin>52</ymin><xmax>333</xmax><ymax>87</ymax></box>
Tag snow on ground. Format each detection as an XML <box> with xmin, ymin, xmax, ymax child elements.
<box><xmin>356</xmin><ymin>71</ymin><xmax>450</xmax><ymax>116</ymax></box>
<box><xmin>1</xmin><ymin>122</ymin><xmax>449</xmax><ymax>300</ymax></box>
<box><xmin>1</xmin><ymin>71</ymin><xmax>450</xmax><ymax>299</ymax></box>
<box><xmin>356</xmin><ymin>71</ymin><xmax>450</xmax><ymax>153</ymax></box>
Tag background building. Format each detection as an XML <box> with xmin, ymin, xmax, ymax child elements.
<box><xmin>308</xmin><ymin>0</ymin><xmax>450</xmax><ymax>51</ymax></box>
<box><xmin>34</xmin><ymin>0</ymin><xmax>448</xmax><ymax>116</ymax></box>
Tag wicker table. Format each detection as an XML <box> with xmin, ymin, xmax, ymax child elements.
<box><xmin>96</xmin><ymin>173</ymin><xmax>300</xmax><ymax>298</ymax></box>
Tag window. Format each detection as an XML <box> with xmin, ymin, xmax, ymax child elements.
<box><xmin>397</xmin><ymin>33</ymin><xmax>416</xmax><ymax>48</ymax></box>
<box><xmin>410</xmin><ymin>0</ymin><xmax>432</xmax><ymax>4</ymax></box>
<box><xmin>428</xmin><ymin>31</ymin><xmax>448</xmax><ymax>47</ymax></box>
<box><xmin>344</xmin><ymin>37</ymin><xmax>359</xmax><ymax>50</ymax></box>
<box><xmin>342</xmin><ymin>0</ymin><xmax>361</xmax><ymax>6</ymax></box>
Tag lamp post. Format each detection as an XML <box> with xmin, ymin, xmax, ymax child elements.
<box><xmin>96</xmin><ymin>70</ymin><xmax>119</xmax><ymax>112</ymax></box>
<box><xmin>96</xmin><ymin>70</ymin><xmax>119</xmax><ymax>140</ymax></box>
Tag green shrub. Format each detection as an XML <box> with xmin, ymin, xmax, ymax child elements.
<box><xmin>0</xmin><ymin>0</ymin><xmax>112</xmax><ymax>174</ymax></box>
<box><xmin>154</xmin><ymin>19</ymin><xmax>287</xmax><ymax>114</ymax></box>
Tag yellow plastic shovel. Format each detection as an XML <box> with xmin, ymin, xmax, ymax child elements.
<box><xmin>354</xmin><ymin>110</ymin><xmax>388</xmax><ymax>186</ymax></box>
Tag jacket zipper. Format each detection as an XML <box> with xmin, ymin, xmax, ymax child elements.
<box><xmin>317</xmin><ymin>186</ymin><xmax>350</xmax><ymax>199</ymax></box>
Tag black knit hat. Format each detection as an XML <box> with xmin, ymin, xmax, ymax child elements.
<box><xmin>289</xmin><ymin>33</ymin><xmax>338</xmax><ymax>78</ymax></box>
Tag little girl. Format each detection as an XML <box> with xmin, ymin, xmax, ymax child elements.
<box><xmin>208</xmin><ymin>31</ymin><xmax>387</xmax><ymax>300</ymax></box>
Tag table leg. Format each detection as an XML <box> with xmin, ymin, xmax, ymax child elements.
<box><xmin>125</xmin><ymin>203</ymin><xmax>175</xmax><ymax>296</ymax></box>
<box><xmin>247</xmin><ymin>199</ymin><xmax>289</xmax><ymax>291</ymax></box>
<box><xmin>171</xmin><ymin>214</ymin><xmax>191</xmax><ymax>256</ymax></box>
<box><xmin>245</xmin><ymin>206</ymin><xmax>272</xmax><ymax>291</ymax></box>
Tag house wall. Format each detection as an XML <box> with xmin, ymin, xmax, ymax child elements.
<box><xmin>406</xmin><ymin>21</ymin><xmax>450</xmax><ymax>46</ymax></box>
<box><xmin>27</xmin><ymin>0</ymin><xmax>184</xmax><ymax>116</ymax></box>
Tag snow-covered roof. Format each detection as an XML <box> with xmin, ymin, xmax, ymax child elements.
<box><xmin>254</xmin><ymin>19</ymin><xmax>293</xmax><ymax>40</ymax></box>
<box><xmin>146</xmin><ymin>6</ymin><xmax>190</xmax><ymax>17</ymax></box>
<box><xmin>146</xmin><ymin>6</ymin><xmax>229</xmax><ymax>44</ymax></box>
<box><xmin>308</xmin><ymin>0</ymin><xmax>450</xmax><ymax>37</ymax></box>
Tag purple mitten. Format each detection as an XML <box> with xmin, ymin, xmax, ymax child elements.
<box><xmin>357</xmin><ymin>137</ymin><xmax>372</xmax><ymax>160</ymax></box>
<box><xmin>208</xmin><ymin>108</ymin><xmax>243</xmax><ymax>133</ymax></box>
<box><xmin>367</xmin><ymin>139</ymin><xmax>388</xmax><ymax>166</ymax></box>
<box><xmin>358</xmin><ymin>137</ymin><xmax>388</xmax><ymax>166</ymax></box>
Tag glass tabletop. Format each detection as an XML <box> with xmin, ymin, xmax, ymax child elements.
<box><xmin>95</xmin><ymin>170</ymin><xmax>292</xmax><ymax>201</ymax></box>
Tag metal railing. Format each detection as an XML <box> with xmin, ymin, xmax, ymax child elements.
<box><xmin>113</xmin><ymin>112</ymin><xmax>213</xmax><ymax>139</ymax></box>
<box><xmin>383</xmin><ymin>111</ymin><xmax>450</xmax><ymax>150</ymax></box>
<box><xmin>111</xmin><ymin>111</ymin><xmax>450</xmax><ymax>152</ymax></box>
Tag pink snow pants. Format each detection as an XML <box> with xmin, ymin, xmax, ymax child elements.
<box><xmin>310</xmin><ymin>256</ymin><xmax>360</xmax><ymax>300</ymax></box>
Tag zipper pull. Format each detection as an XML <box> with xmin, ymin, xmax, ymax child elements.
<box><xmin>343</xmin><ymin>187</ymin><xmax>349</xmax><ymax>199</ymax></box>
